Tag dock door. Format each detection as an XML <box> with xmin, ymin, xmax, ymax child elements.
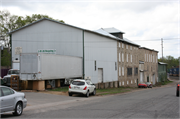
<box><xmin>98</xmin><ymin>68</ymin><xmax>103</xmax><ymax>83</ymax></box>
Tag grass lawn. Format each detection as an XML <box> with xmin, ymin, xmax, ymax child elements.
<box><xmin>48</xmin><ymin>80</ymin><xmax>173</xmax><ymax>96</ymax></box>
<box><xmin>49</xmin><ymin>86</ymin><xmax>138</xmax><ymax>96</ymax></box>
<box><xmin>96</xmin><ymin>87</ymin><xmax>138</xmax><ymax>95</ymax></box>
<box><xmin>161</xmin><ymin>80</ymin><xmax>173</xmax><ymax>85</ymax></box>
<box><xmin>50</xmin><ymin>87</ymin><xmax>69</xmax><ymax>92</ymax></box>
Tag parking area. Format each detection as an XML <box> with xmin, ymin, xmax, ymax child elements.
<box><xmin>23</xmin><ymin>91</ymin><xmax>85</xmax><ymax>107</ymax></box>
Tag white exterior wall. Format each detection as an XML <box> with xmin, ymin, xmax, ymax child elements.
<box><xmin>12</xmin><ymin>20</ymin><xmax>83</xmax><ymax>60</ymax></box>
<box><xmin>84</xmin><ymin>32</ymin><xmax>118</xmax><ymax>84</ymax></box>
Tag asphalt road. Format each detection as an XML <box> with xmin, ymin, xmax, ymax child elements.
<box><xmin>2</xmin><ymin>81</ymin><xmax>180</xmax><ymax>119</ymax></box>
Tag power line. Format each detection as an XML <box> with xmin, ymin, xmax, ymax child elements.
<box><xmin>133</xmin><ymin>38</ymin><xmax>179</xmax><ymax>41</ymax></box>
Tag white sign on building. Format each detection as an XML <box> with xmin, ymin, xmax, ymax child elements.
<box><xmin>38</xmin><ymin>49</ymin><xmax>56</xmax><ymax>54</ymax></box>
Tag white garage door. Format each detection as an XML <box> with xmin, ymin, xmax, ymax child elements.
<box><xmin>140</xmin><ymin>72</ymin><xmax>144</xmax><ymax>83</ymax></box>
<box><xmin>98</xmin><ymin>68</ymin><xmax>103</xmax><ymax>83</ymax></box>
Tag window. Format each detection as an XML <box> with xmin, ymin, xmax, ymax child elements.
<box><xmin>115</xmin><ymin>62</ymin><xmax>117</xmax><ymax>70</ymax></box>
<box><xmin>122</xmin><ymin>81</ymin><xmax>124</xmax><ymax>85</ymax></box>
<box><xmin>122</xmin><ymin>66</ymin><xmax>124</xmax><ymax>76</ymax></box>
<box><xmin>131</xmin><ymin>54</ymin><xmax>132</xmax><ymax>63</ymax></box>
<box><xmin>153</xmin><ymin>55</ymin><xmax>154</xmax><ymax>63</ymax></box>
<box><xmin>119</xmin><ymin>82</ymin><xmax>121</xmax><ymax>86</ymax></box>
<box><xmin>131</xmin><ymin>80</ymin><xmax>133</xmax><ymax>84</ymax></box>
<box><xmin>122</xmin><ymin>53</ymin><xmax>124</xmax><ymax>62</ymax></box>
<box><xmin>119</xmin><ymin>53</ymin><xmax>121</xmax><ymax>62</ymax></box>
<box><xmin>151</xmin><ymin>55</ymin><xmax>153</xmax><ymax>62</ymax></box>
<box><xmin>119</xmin><ymin>66</ymin><xmax>121</xmax><ymax>76</ymax></box>
<box><xmin>95</xmin><ymin>60</ymin><xmax>96</xmax><ymax>71</ymax></box>
<box><xmin>135</xmin><ymin>79</ymin><xmax>136</xmax><ymax>83</ymax></box>
<box><xmin>126</xmin><ymin>45</ymin><xmax>128</xmax><ymax>49</ymax></box>
<box><xmin>147</xmin><ymin>54</ymin><xmax>148</xmax><ymax>62</ymax></box>
<box><xmin>86</xmin><ymin>81</ymin><xmax>90</xmax><ymax>85</ymax></box>
<box><xmin>127</xmin><ymin>81</ymin><xmax>129</xmax><ymax>85</ymax></box>
<box><xmin>122</xmin><ymin>43</ymin><xmax>124</xmax><ymax>48</ymax></box>
<box><xmin>119</xmin><ymin>42</ymin><xmax>121</xmax><ymax>47</ymax></box>
<box><xmin>127</xmin><ymin>54</ymin><xmax>128</xmax><ymax>62</ymax></box>
<box><xmin>1</xmin><ymin>87</ymin><xmax>14</xmax><ymax>96</ymax></box>
<box><xmin>134</xmin><ymin>67</ymin><xmax>138</xmax><ymax>75</ymax></box>
<box><xmin>149</xmin><ymin>54</ymin><xmax>150</xmax><ymax>62</ymax></box>
<box><xmin>127</xmin><ymin>68</ymin><xmax>132</xmax><ymax>76</ymax></box>
<box><xmin>72</xmin><ymin>81</ymin><xmax>85</xmax><ymax>85</ymax></box>
<box><xmin>130</xmin><ymin>46</ymin><xmax>132</xmax><ymax>50</ymax></box>
<box><xmin>8</xmin><ymin>70</ymin><xmax>20</xmax><ymax>75</ymax></box>
<box><xmin>145</xmin><ymin>54</ymin><xmax>146</xmax><ymax>62</ymax></box>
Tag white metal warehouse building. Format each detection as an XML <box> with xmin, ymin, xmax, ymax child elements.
<box><xmin>9</xmin><ymin>18</ymin><xmax>158</xmax><ymax>90</ymax></box>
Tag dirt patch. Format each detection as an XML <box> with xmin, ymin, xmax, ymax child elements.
<box><xmin>38</xmin><ymin>91</ymin><xmax>69</xmax><ymax>96</ymax></box>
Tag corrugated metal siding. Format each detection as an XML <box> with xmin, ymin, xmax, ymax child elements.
<box><xmin>12</xmin><ymin>20</ymin><xmax>83</xmax><ymax>61</ymax></box>
<box><xmin>84</xmin><ymin>31</ymin><xmax>118</xmax><ymax>84</ymax></box>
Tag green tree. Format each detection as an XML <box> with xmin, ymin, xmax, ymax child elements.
<box><xmin>1</xmin><ymin>48</ymin><xmax>11</xmax><ymax>67</ymax></box>
<box><xmin>158</xmin><ymin>56</ymin><xmax>179</xmax><ymax>69</ymax></box>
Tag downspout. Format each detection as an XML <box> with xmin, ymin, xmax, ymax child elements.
<box><xmin>82</xmin><ymin>30</ymin><xmax>85</xmax><ymax>79</ymax></box>
<box><xmin>10</xmin><ymin>34</ymin><xmax>12</xmax><ymax>68</ymax></box>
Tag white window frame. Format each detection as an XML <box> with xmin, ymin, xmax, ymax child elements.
<box><xmin>122</xmin><ymin>43</ymin><xmax>124</xmax><ymax>48</ymax></box>
<box><xmin>127</xmin><ymin>54</ymin><xmax>128</xmax><ymax>62</ymax></box>
<box><xmin>122</xmin><ymin>81</ymin><xmax>124</xmax><ymax>85</ymax></box>
<box><xmin>119</xmin><ymin>42</ymin><xmax>121</xmax><ymax>47</ymax></box>
<box><xmin>119</xmin><ymin>53</ymin><xmax>121</xmax><ymax>62</ymax></box>
<box><xmin>122</xmin><ymin>66</ymin><xmax>124</xmax><ymax>76</ymax></box>
<box><xmin>119</xmin><ymin>82</ymin><xmax>121</xmax><ymax>86</ymax></box>
<box><xmin>127</xmin><ymin>81</ymin><xmax>129</xmax><ymax>85</ymax></box>
<box><xmin>126</xmin><ymin>45</ymin><xmax>128</xmax><ymax>49</ymax></box>
<box><xmin>119</xmin><ymin>66</ymin><xmax>121</xmax><ymax>76</ymax></box>
<box><xmin>122</xmin><ymin>53</ymin><xmax>124</xmax><ymax>62</ymax></box>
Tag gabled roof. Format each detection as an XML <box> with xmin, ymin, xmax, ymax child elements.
<box><xmin>102</xmin><ymin>27</ymin><xmax>125</xmax><ymax>34</ymax></box>
<box><xmin>8</xmin><ymin>18</ymin><xmax>85</xmax><ymax>34</ymax></box>
<box><xmin>139</xmin><ymin>47</ymin><xmax>159</xmax><ymax>52</ymax></box>
<box><xmin>123</xmin><ymin>38</ymin><xmax>139</xmax><ymax>46</ymax></box>
<box><xmin>158</xmin><ymin>62</ymin><xmax>167</xmax><ymax>65</ymax></box>
<box><xmin>8</xmin><ymin>18</ymin><xmax>139</xmax><ymax>47</ymax></box>
<box><xmin>95</xmin><ymin>28</ymin><xmax>140</xmax><ymax>47</ymax></box>
<box><xmin>94</xmin><ymin>28</ymin><xmax>119</xmax><ymax>39</ymax></box>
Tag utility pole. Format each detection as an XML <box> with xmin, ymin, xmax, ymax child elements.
<box><xmin>161</xmin><ymin>38</ymin><xmax>163</xmax><ymax>62</ymax></box>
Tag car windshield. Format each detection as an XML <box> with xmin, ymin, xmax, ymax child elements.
<box><xmin>8</xmin><ymin>70</ymin><xmax>20</xmax><ymax>75</ymax></box>
<box><xmin>72</xmin><ymin>81</ymin><xmax>85</xmax><ymax>86</ymax></box>
<box><xmin>146</xmin><ymin>82</ymin><xmax>151</xmax><ymax>84</ymax></box>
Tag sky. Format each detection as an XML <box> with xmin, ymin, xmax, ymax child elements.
<box><xmin>1</xmin><ymin>0</ymin><xmax>180</xmax><ymax>59</ymax></box>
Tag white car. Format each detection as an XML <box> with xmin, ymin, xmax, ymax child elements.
<box><xmin>68</xmin><ymin>79</ymin><xmax>96</xmax><ymax>97</ymax></box>
<box><xmin>0</xmin><ymin>86</ymin><xmax>27</xmax><ymax>116</ymax></box>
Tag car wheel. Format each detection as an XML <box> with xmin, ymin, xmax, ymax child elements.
<box><xmin>92</xmin><ymin>89</ymin><xmax>96</xmax><ymax>95</ymax></box>
<box><xmin>86</xmin><ymin>90</ymin><xmax>89</xmax><ymax>97</ymax></box>
<box><xmin>69</xmin><ymin>93</ymin><xmax>72</xmax><ymax>96</ymax></box>
<box><xmin>176</xmin><ymin>91</ymin><xmax>179</xmax><ymax>97</ymax></box>
<box><xmin>13</xmin><ymin>102</ymin><xmax>23</xmax><ymax>116</ymax></box>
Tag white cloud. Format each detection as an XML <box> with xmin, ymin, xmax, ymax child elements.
<box><xmin>1</xmin><ymin>0</ymin><xmax>179</xmax><ymax>58</ymax></box>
